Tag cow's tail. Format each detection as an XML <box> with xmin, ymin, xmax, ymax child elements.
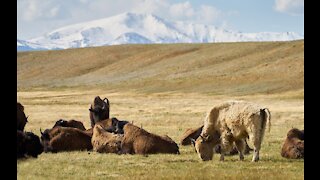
<box><xmin>260</xmin><ymin>108</ymin><xmax>271</xmax><ymax>133</ymax></box>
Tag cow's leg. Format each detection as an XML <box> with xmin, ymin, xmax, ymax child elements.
<box><xmin>219</xmin><ymin>131</ymin><xmax>233</xmax><ymax>161</ymax></box>
<box><xmin>249</xmin><ymin>130</ymin><xmax>262</xmax><ymax>162</ymax></box>
<box><xmin>235</xmin><ymin>139</ymin><xmax>245</xmax><ymax>161</ymax></box>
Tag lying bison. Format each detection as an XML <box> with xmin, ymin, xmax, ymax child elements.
<box><xmin>17</xmin><ymin>102</ymin><xmax>28</xmax><ymax>131</ymax></box>
<box><xmin>120</xmin><ymin>123</ymin><xmax>180</xmax><ymax>155</ymax></box>
<box><xmin>89</xmin><ymin>96</ymin><xmax>110</xmax><ymax>128</ymax></box>
<box><xmin>40</xmin><ymin>127</ymin><xmax>92</xmax><ymax>153</ymax></box>
<box><xmin>53</xmin><ymin>119</ymin><xmax>86</xmax><ymax>131</ymax></box>
<box><xmin>91</xmin><ymin>124</ymin><xmax>123</xmax><ymax>153</ymax></box>
<box><xmin>194</xmin><ymin>101</ymin><xmax>271</xmax><ymax>162</ymax></box>
<box><xmin>281</xmin><ymin>128</ymin><xmax>304</xmax><ymax>159</ymax></box>
<box><xmin>95</xmin><ymin>117</ymin><xmax>129</xmax><ymax>134</ymax></box>
<box><xmin>17</xmin><ymin>130</ymin><xmax>43</xmax><ymax>159</ymax></box>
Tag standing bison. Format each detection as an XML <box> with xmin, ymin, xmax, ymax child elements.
<box><xmin>194</xmin><ymin>101</ymin><xmax>271</xmax><ymax>162</ymax></box>
<box><xmin>17</xmin><ymin>102</ymin><xmax>28</xmax><ymax>131</ymax></box>
<box><xmin>281</xmin><ymin>128</ymin><xmax>304</xmax><ymax>159</ymax></box>
<box><xmin>89</xmin><ymin>96</ymin><xmax>110</xmax><ymax>128</ymax></box>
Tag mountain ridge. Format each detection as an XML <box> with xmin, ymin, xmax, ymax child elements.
<box><xmin>17</xmin><ymin>12</ymin><xmax>303</xmax><ymax>51</ymax></box>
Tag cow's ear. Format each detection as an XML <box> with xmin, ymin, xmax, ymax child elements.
<box><xmin>190</xmin><ymin>138</ymin><xmax>196</xmax><ymax>147</ymax></box>
<box><xmin>89</xmin><ymin>108</ymin><xmax>94</xmax><ymax>112</ymax></box>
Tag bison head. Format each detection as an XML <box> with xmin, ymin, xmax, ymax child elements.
<box><xmin>89</xmin><ymin>97</ymin><xmax>110</xmax><ymax>127</ymax></box>
<box><xmin>193</xmin><ymin>131</ymin><xmax>220</xmax><ymax>161</ymax></box>
<box><xmin>287</xmin><ymin>128</ymin><xmax>304</xmax><ymax>140</ymax></box>
<box><xmin>24</xmin><ymin>132</ymin><xmax>43</xmax><ymax>158</ymax></box>
<box><xmin>53</xmin><ymin>119</ymin><xmax>67</xmax><ymax>128</ymax></box>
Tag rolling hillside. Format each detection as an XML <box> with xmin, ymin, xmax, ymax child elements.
<box><xmin>17</xmin><ymin>40</ymin><xmax>304</xmax><ymax>95</ymax></box>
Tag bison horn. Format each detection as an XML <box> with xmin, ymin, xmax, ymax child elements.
<box><xmin>190</xmin><ymin>138</ymin><xmax>196</xmax><ymax>146</ymax></box>
<box><xmin>40</xmin><ymin>128</ymin><xmax>44</xmax><ymax>135</ymax></box>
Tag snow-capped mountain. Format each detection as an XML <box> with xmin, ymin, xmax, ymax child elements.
<box><xmin>17</xmin><ymin>12</ymin><xmax>303</xmax><ymax>51</ymax></box>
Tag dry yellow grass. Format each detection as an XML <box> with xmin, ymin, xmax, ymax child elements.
<box><xmin>17</xmin><ymin>40</ymin><xmax>304</xmax><ymax>95</ymax></box>
<box><xmin>17</xmin><ymin>41</ymin><xmax>304</xmax><ymax>179</ymax></box>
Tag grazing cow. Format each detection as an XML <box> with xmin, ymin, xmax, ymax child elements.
<box><xmin>17</xmin><ymin>130</ymin><xmax>43</xmax><ymax>159</ymax></box>
<box><xmin>184</xmin><ymin>125</ymin><xmax>252</xmax><ymax>155</ymax></box>
<box><xmin>91</xmin><ymin>124</ymin><xmax>123</xmax><ymax>153</ymax></box>
<box><xmin>281</xmin><ymin>128</ymin><xmax>304</xmax><ymax>159</ymax></box>
<box><xmin>120</xmin><ymin>123</ymin><xmax>180</xmax><ymax>155</ymax></box>
<box><xmin>52</xmin><ymin>119</ymin><xmax>86</xmax><ymax>131</ymax></box>
<box><xmin>194</xmin><ymin>101</ymin><xmax>271</xmax><ymax>162</ymax></box>
<box><xmin>40</xmin><ymin>127</ymin><xmax>92</xmax><ymax>152</ymax></box>
<box><xmin>17</xmin><ymin>102</ymin><xmax>28</xmax><ymax>131</ymax></box>
<box><xmin>89</xmin><ymin>96</ymin><xmax>110</xmax><ymax>127</ymax></box>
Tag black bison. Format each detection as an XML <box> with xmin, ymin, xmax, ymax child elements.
<box><xmin>281</xmin><ymin>128</ymin><xmax>304</xmax><ymax>159</ymax></box>
<box><xmin>17</xmin><ymin>130</ymin><xmax>43</xmax><ymax>159</ymax></box>
<box><xmin>89</xmin><ymin>96</ymin><xmax>110</xmax><ymax>128</ymax></box>
<box><xmin>17</xmin><ymin>102</ymin><xmax>28</xmax><ymax>131</ymax></box>
<box><xmin>120</xmin><ymin>123</ymin><xmax>180</xmax><ymax>155</ymax></box>
<box><xmin>40</xmin><ymin>127</ymin><xmax>93</xmax><ymax>153</ymax></box>
<box><xmin>52</xmin><ymin>119</ymin><xmax>86</xmax><ymax>131</ymax></box>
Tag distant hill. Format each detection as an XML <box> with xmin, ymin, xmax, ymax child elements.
<box><xmin>17</xmin><ymin>12</ymin><xmax>303</xmax><ymax>51</ymax></box>
<box><xmin>17</xmin><ymin>40</ymin><xmax>304</xmax><ymax>95</ymax></box>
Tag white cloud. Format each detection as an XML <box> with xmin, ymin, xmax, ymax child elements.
<box><xmin>274</xmin><ymin>0</ymin><xmax>304</xmax><ymax>15</ymax></box>
<box><xmin>170</xmin><ymin>2</ymin><xmax>195</xmax><ymax>18</ymax></box>
<box><xmin>17</xmin><ymin>0</ymin><xmax>226</xmax><ymax>39</ymax></box>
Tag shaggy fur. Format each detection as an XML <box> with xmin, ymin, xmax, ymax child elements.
<box><xmin>17</xmin><ymin>102</ymin><xmax>28</xmax><ymax>131</ymax></box>
<box><xmin>52</xmin><ymin>119</ymin><xmax>86</xmax><ymax>131</ymax></box>
<box><xmin>195</xmin><ymin>101</ymin><xmax>271</xmax><ymax>162</ymax></box>
<box><xmin>17</xmin><ymin>130</ymin><xmax>43</xmax><ymax>159</ymax></box>
<box><xmin>40</xmin><ymin>127</ymin><xmax>92</xmax><ymax>152</ymax></box>
<box><xmin>120</xmin><ymin>123</ymin><xmax>180</xmax><ymax>155</ymax></box>
<box><xmin>89</xmin><ymin>96</ymin><xmax>110</xmax><ymax>127</ymax></box>
<box><xmin>91</xmin><ymin>124</ymin><xmax>123</xmax><ymax>153</ymax></box>
<box><xmin>281</xmin><ymin>128</ymin><xmax>304</xmax><ymax>159</ymax></box>
<box><xmin>183</xmin><ymin>125</ymin><xmax>252</xmax><ymax>155</ymax></box>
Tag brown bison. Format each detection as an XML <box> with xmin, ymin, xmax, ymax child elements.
<box><xmin>180</xmin><ymin>125</ymin><xmax>204</xmax><ymax>145</ymax></box>
<box><xmin>91</xmin><ymin>124</ymin><xmax>123</xmax><ymax>153</ymax></box>
<box><xmin>95</xmin><ymin>117</ymin><xmax>129</xmax><ymax>134</ymax></box>
<box><xmin>40</xmin><ymin>127</ymin><xmax>92</xmax><ymax>153</ymax></box>
<box><xmin>17</xmin><ymin>130</ymin><xmax>43</xmax><ymax>159</ymax></box>
<box><xmin>120</xmin><ymin>123</ymin><xmax>180</xmax><ymax>155</ymax></box>
<box><xmin>89</xmin><ymin>96</ymin><xmax>110</xmax><ymax>128</ymax></box>
<box><xmin>53</xmin><ymin>119</ymin><xmax>86</xmax><ymax>131</ymax></box>
<box><xmin>17</xmin><ymin>102</ymin><xmax>28</xmax><ymax>131</ymax></box>
<box><xmin>281</xmin><ymin>128</ymin><xmax>304</xmax><ymax>159</ymax></box>
<box><xmin>183</xmin><ymin>125</ymin><xmax>252</xmax><ymax>155</ymax></box>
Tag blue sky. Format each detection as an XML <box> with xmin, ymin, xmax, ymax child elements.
<box><xmin>17</xmin><ymin>0</ymin><xmax>304</xmax><ymax>39</ymax></box>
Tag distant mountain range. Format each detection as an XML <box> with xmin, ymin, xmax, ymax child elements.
<box><xmin>17</xmin><ymin>12</ymin><xmax>304</xmax><ymax>51</ymax></box>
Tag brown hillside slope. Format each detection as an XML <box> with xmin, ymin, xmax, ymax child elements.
<box><xmin>17</xmin><ymin>40</ymin><xmax>304</xmax><ymax>95</ymax></box>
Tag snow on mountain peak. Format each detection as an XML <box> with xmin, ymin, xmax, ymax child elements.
<box><xmin>18</xmin><ymin>12</ymin><xmax>304</xmax><ymax>51</ymax></box>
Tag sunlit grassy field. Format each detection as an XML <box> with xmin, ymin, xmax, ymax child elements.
<box><xmin>17</xmin><ymin>90</ymin><xmax>304</xmax><ymax>179</ymax></box>
<box><xmin>17</xmin><ymin>41</ymin><xmax>304</xmax><ymax>179</ymax></box>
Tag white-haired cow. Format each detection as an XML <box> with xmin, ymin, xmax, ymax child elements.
<box><xmin>194</xmin><ymin>101</ymin><xmax>271</xmax><ymax>162</ymax></box>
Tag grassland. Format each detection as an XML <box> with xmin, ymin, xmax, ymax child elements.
<box><xmin>17</xmin><ymin>40</ymin><xmax>304</xmax><ymax>179</ymax></box>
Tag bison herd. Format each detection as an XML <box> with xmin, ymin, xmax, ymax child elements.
<box><xmin>17</xmin><ymin>97</ymin><xmax>304</xmax><ymax>162</ymax></box>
